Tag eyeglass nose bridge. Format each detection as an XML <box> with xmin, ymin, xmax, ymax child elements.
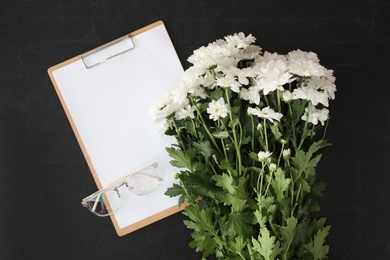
<box><xmin>120</xmin><ymin>180</ymin><xmax>134</xmax><ymax>192</ymax></box>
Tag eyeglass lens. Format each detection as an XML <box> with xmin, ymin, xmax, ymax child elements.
<box><xmin>126</xmin><ymin>167</ymin><xmax>161</xmax><ymax>195</ymax></box>
<box><xmin>87</xmin><ymin>189</ymin><xmax>120</xmax><ymax>216</ymax></box>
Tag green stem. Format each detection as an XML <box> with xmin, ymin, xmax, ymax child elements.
<box><xmin>288</xmin><ymin>103</ymin><xmax>298</xmax><ymax>152</ymax></box>
<box><xmin>263</xmin><ymin>94</ymin><xmax>270</xmax><ymax>107</ymax></box>
<box><xmin>264</xmin><ymin>169</ymin><xmax>274</xmax><ymax>196</ymax></box>
<box><xmin>257</xmin><ymin>163</ymin><xmax>266</xmax><ymax>194</ymax></box>
<box><xmin>225</xmin><ymin>89</ymin><xmax>242</xmax><ymax>176</ymax></box>
<box><xmin>277</xmin><ymin>142</ymin><xmax>285</xmax><ymax>167</ymax></box>
<box><xmin>322</xmin><ymin>117</ymin><xmax>330</xmax><ymax>140</ymax></box>
<box><xmin>218</xmin><ymin>120</ymin><xmax>228</xmax><ymax>159</ymax></box>
<box><xmin>247</xmin><ymin>240</ymin><xmax>255</xmax><ymax>260</ymax></box>
<box><xmin>179</xmin><ymin>177</ymin><xmax>191</xmax><ymax>200</ymax></box>
<box><xmin>172</xmin><ymin>119</ymin><xmax>186</xmax><ymax>149</ymax></box>
<box><xmin>263</xmin><ymin>119</ymin><xmax>269</xmax><ymax>151</ymax></box>
<box><xmin>297</xmin><ymin>103</ymin><xmax>311</xmax><ymax>150</ymax></box>
<box><xmin>193</xmin><ymin>104</ymin><xmax>223</xmax><ymax>156</ymax></box>
<box><xmin>250</xmin><ymin>115</ymin><xmax>255</xmax><ymax>153</ymax></box>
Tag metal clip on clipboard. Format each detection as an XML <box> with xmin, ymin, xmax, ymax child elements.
<box><xmin>81</xmin><ymin>35</ymin><xmax>135</xmax><ymax>69</ymax></box>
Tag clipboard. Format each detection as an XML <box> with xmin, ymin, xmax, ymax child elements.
<box><xmin>48</xmin><ymin>21</ymin><xmax>184</xmax><ymax>236</ymax></box>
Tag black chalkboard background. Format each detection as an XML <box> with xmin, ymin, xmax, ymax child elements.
<box><xmin>1</xmin><ymin>0</ymin><xmax>390</xmax><ymax>259</ymax></box>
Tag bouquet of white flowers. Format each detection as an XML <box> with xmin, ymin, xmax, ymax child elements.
<box><xmin>151</xmin><ymin>32</ymin><xmax>336</xmax><ymax>260</ymax></box>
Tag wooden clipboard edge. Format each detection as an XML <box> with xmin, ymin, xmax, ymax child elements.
<box><xmin>115</xmin><ymin>202</ymin><xmax>188</xmax><ymax>236</ymax></box>
<box><xmin>47</xmin><ymin>20</ymin><xmax>185</xmax><ymax>236</ymax></box>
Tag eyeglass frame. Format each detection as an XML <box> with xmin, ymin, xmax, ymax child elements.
<box><xmin>81</xmin><ymin>161</ymin><xmax>161</xmax><ymax>217</ymax></box>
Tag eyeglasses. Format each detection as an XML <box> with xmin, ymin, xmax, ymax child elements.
<box><xmin>81</xmin><ymin>162</ymin><xmax>162</xmax><ymax>217</ymax></box>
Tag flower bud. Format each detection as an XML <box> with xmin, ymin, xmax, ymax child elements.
<box><xmin>173</xmin><ymin>172</ymin><xmax>180</xmax><ymax>179</ymax></box>
<box><xmin>282</xmin><ymin>90</ymin><xmax>293</xmax><ymax>103</ymax></box>
<box><xmin>257</xmin><ymin>123</ymin><xmax>263</xmax><ymax>130</ymax></box>
<box><xmin>282</xmin><ymin>148</ymin><xmax>291</xmax><ymax>159</ymax></box>
<box><xmin>269</xmin><ymin>163</ymin><xmax>277</xmax><ymax>172</ymax></box>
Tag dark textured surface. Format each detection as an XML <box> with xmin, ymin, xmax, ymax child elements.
<box><xmin>1</xmin><ymin>0</ymin><xmax>390</xmax><ymax>259</ymax></box>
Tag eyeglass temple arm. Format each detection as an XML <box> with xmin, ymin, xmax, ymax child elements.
<box><xmin>105</xmin><ymin>161</ymin><xmax>159</xmax><ymax>188</ymax></box>
<box><xmin>90</xmin><ymin>193</ymin><xmax>102</xmax><ymax>213</ymax></box>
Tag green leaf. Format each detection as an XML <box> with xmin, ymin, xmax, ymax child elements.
<box><xmin>220</xmin><ymin>158</ymin><xmax>231</xmax><ymax>170</ymax></box>
<box><xmin>210</xmin><ymin>88</ymin><xmax>224</xmax><ymax>100</ymax></box>
<box><xmin>311</xmin><ymin>182</ymin><xmax>327</xmax><ymax>197</ymax></box>
<box><xmin>230</xmin><ymin>236</ymin><xmax>247</xmax><ymax>256</ymax></box>
<box><xmin>255</xmin><ymin>195</ymin><xmax>277</xmax><ymax>227</ymax></box>
<box><xmin>166</xmin><ymin>147</ymin><xmax>195</xmax><ymax>171</ymax></box>
<box><xmin>271</xmin><ymin>168</ymin><xmax>291</xmax><ymax>203</ymax></box>
<box><xmin>235</xmin><ymin>176</ymin><xmax>249</xmax><ymax>200</ymax></box>
<box><xmin>188</xmin><ymin>231</ymin><xmax>217</xmax><ymax>257</ymax></box>
<box><xmin>252</xmin><ymin>227</ymin><xmax>282</xmax><ymax>260</ymax></box>
<box><xmin>183</xmin><ymin>204</ymin><xmax>222</xmax><ymax>258</ymax></box>
<box><xmin>165</xmin><ymin>183</ymin><xmax>185</xmax><ymax>197</ymax></box>
<box><xmin>304</xmin><ymin>226</ymin><xmax>331</xmax><ymax>260</ymax></box>
<box><xmin>229</xmin><ymin>118</ymin><xmax>240</xmax><ymax>128</ymax></box>
<box><xmin>212</xmin><ymin>131</ymin><xmax>229</xmax><ymax>139</ymax></box>
<box><xmin>280</xmin><ymin>217</ymin><xmax>298</xmax><ymax>252</ymax></box>
<box><xmin>213</xmin><ymin>173</ymin><xmax>235</xmax><ymax>195</ymax></box>
<box><xmin>180</xmin><ymin>173</ymin><xmax>214</xmax><ymax>198</ymax></box>
<box><xmin>249</xmin><ymin>152</ymin><xmax>259</xmax><ymax>161</ymax></box>
<box><xmin>227</xmin><ymin>212</ymin><xmax>253</xmax><ymax>238</ymax></box>
<box><xmin>231</xmin><ymin>197</ymin><xmax>247</xmax><ymax>212</ymax></box>
<box><xmin>193</xmin><ymin>141</ymin><xmax>214</xmax><ymax>159</ymax></box>
<box><xmin>254</xmin><ymin>209</ymin><xmax>267</xmax><ymax>227</ymax></box>
<box><xmin>291</xmin><ymin>140</ymin><xmax>328</xmax><ymax>178</ymax></box>
<box><xmin>270</xmin><ymin>124</ymin><xmax>282</xmax><ymax>141</ymax></box>
<box><xmin>165</xmin><ymin>184</ymin><xmax>187</xmax><ymax>207</ymax></box>
<box><xmin>185</xmin><ymin>120</ymin><xmax>198</xmax><ymax>137</ymax></box>
<box><xmin>308</xmin><ymin>199</ymin><xmax>321</xmax><ymax>212</ymax></box>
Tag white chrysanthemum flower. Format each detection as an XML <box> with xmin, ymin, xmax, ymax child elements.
<box><xmin>292</xmin><ymin>86</ymin><xmax>329</xmax><ymax>107</ymax></box>
<box><xmin>207</xmin><ymin>97</ymin><xmax>229</xmax><ymax>121</ymax></box>
<box><xmin>253</xmin><ymin>59</ymin><xmax>293</xmax><ymax>95</ymax></box>
<box><xmin>199</xmin><ymin>71</ymin><xmax>216</xmax><ymax>89</ymax></box>
<box><xmin>287</xmin><ymin>49</ymin><xmax>320</xmax><ymax>62</ymax></box>
<box><xmin>171</xmin><ymin>82</ymin><xmax>191</xmax><ymax>105</ymax></box>
<box><xmin>287</xmin><ymin>49</ymin><xmax>326</xmax><ymax>77</ymax></box>
<box><xmin>216</xmin><ymin>74</ymin><xmax>241</xmax><ymax>93</ymax></box>
<box><xmin>216</xmin><ymin>57</ymin><xmax>239</xmax><ymax>71</ymax></box>
<box><xmin>181</xmin><ymin>66</ymin><xmax>205</xmax><ymax>85</ymax></box>
<box><xmin>255</xmin><ymin>51</ymin><xmax>287</xmax><ymax>64</ymax></box>
<box><xmin>258</xmin><ymin>151</ymin><xmax>272</xmax><ymax>162</ymax></box>
<box><xmin>307</xmin><ymin>74</ymin><xmax>336</xmax><ymax>100</ymax></box>
<box><xmin>247</xmin><ymin>106</ymin><xmax>283</xmax><ymax>123</ymax></box>
<box><xmin>223</xmin><ymin>66</ymin><xmax>256</xmax><ymax>86</ymax></box>
<box><xmin>240</xmin><ymin>86</ymin><xmax>261</xmax><ymax>105</ymax></box>
<box><xmin>188</xmin><ymin>85</ymin><xmax>208</xmax><ymax>99</ymax></box>
<box><xmin>150</xmin><ymin>93</ymin><xmax>173</xmax><ymax>122</ymax></box>
<box><xmin>175</xmin><ymin>105</ymin><xmax>195</xmax><ymax>120</ymax></box>
<box><xmin>225</xmin><ymin>32</ymin><xmax>256</xmax><ymax>49</ymax></box>
<box><xmin>188</xmin><ymin>41</ymin><xmax>237</xmax><ymax>70</ymax></box>
<box><xmin>236</xmin><ymin>45</ymin><xmax>262</xmax><ymax>60</ymax></box>
<box><xmin>187</xmin><ymin>46</ymin><xmax>213</xmax><ymax>68</ymax></box>
<box><xmin>158</xmin><ymin>120</ymin><xmax>170</xmax><ymax>136</ymax></box>
<box><xmin>301</xmin><ymin>105</ymin><xmax>329</xmax><ymax>126</ymax></box>
<box><xmin>282</xmin><ymin>90</ymin><xmax>293</xmax><ymax>102</ymax></box>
